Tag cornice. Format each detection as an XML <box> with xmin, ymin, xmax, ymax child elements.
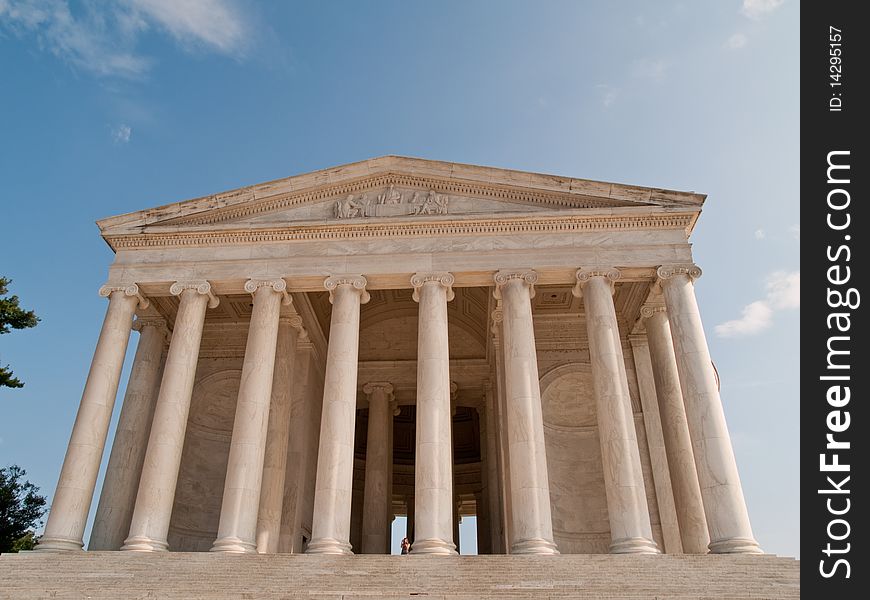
<box><xmin>104</xmin><ymin>212</ymin><xmax>695</xmax><ymax>251</ymax></box>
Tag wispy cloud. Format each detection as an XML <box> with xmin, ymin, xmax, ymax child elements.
<box><xmin>596</xmin><ymin>84</ymin><xmax>618</xmax><ymax>108</ymax></box>
<box><xmin>754</xmin><ymin>228</ymin><xmax>765</xmax><ymax>240</ymax></box>
<box><xmin>112</xmin><ymin>124</ymin><xmax>132</xmax><ymax>143</ymax></box>
<box><xmin>0</xmin><ymin>0</ymin><xmax>252</xmax><ymax>78</ymax></box>
<box><xmin>741</xmin><ymin>0</ymin><xmax>786</xmax><ymax>20</ymax></box>
<box><xmin>726</xmin><ymin>32</ymin><xmax>748</xmax><ymax>50</ymax></box>
<box><xmin>632</xmin><ymin>57</ymin><xmax>669</xmax><ymax>82</ymax></box>
<box><xmin>716</xmin><ymin>270</ymin><xmax>800</xmax><ymax>337</ymax></box>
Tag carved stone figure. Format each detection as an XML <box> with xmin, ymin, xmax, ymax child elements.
<box><xmin>378</xmin><ymin>184</ymin><xmax>403</xmax><ymax>205</ymax></box>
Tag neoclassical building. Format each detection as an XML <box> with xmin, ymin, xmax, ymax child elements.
<box><xmin>37</xmin><ymin>156</ymin><xmax>761</xmax><ymax>557</ymax></box>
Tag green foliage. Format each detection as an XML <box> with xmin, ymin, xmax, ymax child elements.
<box><xmin>0</xmin><ymin>277</ymin><xmax>39</xmax><ymax>389</ymax></box>
<box><xmin>0</xmin><ymin>465</ymin><xmax>47</xmax><ymax>553</ymax></box>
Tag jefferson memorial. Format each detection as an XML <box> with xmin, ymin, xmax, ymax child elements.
<box><xmin>36</xmin><ymin>156</ymin><xmax>762</xmax><ymax>558</ymax></box>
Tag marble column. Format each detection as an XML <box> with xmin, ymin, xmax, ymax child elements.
<box><xmin>257</xmin><ymin>314</ymin><xmax>302</xmax><ymax>553</ymax></box>
<box><xmin>642</xmin><ymin>305</ymin><xmax>710</xmax><ymax>554</ymax></box>
<box><xmin>306</xmin><ymin>275</ymin><xmax>369</xmax><ymax>554</ymax></box>
<box><xmin>410</xmin><ymin>272</ymin><xmax>457</xmax><ymax>555</ymax></box>
<box><xmin>89</xmin><ymin>316</ymin><xmax>168</xmax><ymax>551</ymax></box>
<box><xmin>122</xmin><ymin>281</ymin><xmax>218</xmax><ymax>552</ymax></box>
<box><xmin>361</xmin><ymin>382</ymin><xmax>395</xmax><ymax>554</ymax></box>
<box><xmin>38</xmin><ymin>284</ymin><xmax>145</xmax><ymax>551</ymax></box>
<box><xmin>574</xmin><ymin>268</ymin><xmax>658</xmax><ymax>554</ymax></box>
<box><xmin>211</xmin><ymin>279</ymin><xmax>290</xmax><ymax>553</ymax></box>
<box><xmin>494</xmin><ymin>270</ymin><xmax>559</xmax><ymax>555</ymax></box>
<box><xmin>483</xmin><ymin>384</ymin><xmax>504</xmax><ymax>553</ymax></box>
<box><xmin>491</xmin><ymin>305</ymin><xmax>513</xmax><ymax>552</ymax></box>
<box><xmin>657</xmin><ymin>265</ymin><xmax>761</xmax><ymax>554</ymax></box>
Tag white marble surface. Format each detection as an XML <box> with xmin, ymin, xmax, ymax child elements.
<box><xmin>307</xmin><ymin>277</ymin><xmax>367</xmax><ymax>554</ymax></box>
<box><xmin>361</xmin><ymin>382</ymin><xmax>394</xmax><ymax>554</ymax></box>
<box><xmin>210</xmin><ymin>282</ymin><xmax>284</xmax><ymax>553</ymax></box>
<box><xmin>89</xmin><ymin>318</ymin><xmax>166</xmax><ymax>550</ymax></box>
<box><xmin>495</xmin><ymin>271</ymin><xmax>559</xmax><ymax>555</ymax></box>
<box><xmin>256</xmin><ymin>318</ymin><xmax>299</xmax><ymax>553</ymax></box>
<box><xmin>38</xmin><ymin>290</ymin><xmax>139</xmax><ymax>551</ymax></box>
<box><xmin>644</xmin><ymin>310</ymin><xmax>710</xmax><ymax>554</ymax></box>
<box><xmin>410</xmin><ymin>274</ymin><xmax>457</xmax><ymax>555</ymax></box>
<box><xmin>658</xmin><ymin>267</ymin><xmax>761</xmax><ymax>554</ymax></box>
<box><xmin>575</xmin><ymin>271</ymin><xmax>658</xmax><ymax>554</ymax></box>
<box><xmin>122</xmin><ymin>285</ymin><xmax>213</xmax><ymax>551</ymax></box>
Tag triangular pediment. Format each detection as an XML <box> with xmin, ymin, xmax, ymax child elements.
<box><xmin>98</xmin><ymin>156</ymin><xmax>705</xmax><ymax>242</ymax></box>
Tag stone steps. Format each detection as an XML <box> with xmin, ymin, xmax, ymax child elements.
<box><xmin>0</xmin><ymin>552</ymin><xmax>799</xmax><ymax>599</ymax></box>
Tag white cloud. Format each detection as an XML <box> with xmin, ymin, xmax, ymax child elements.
<box><xmin>741</xmin><ymin>0</ymin><xmax>786</xmax><ymax>20</ymax></box>
<box><xmin>112</xmin><ymin>124</ymin><xmax>132</xmax><ymax>143</ymax></box>
<box><xmin>754</xmin><ymin>228</ymin><xmax>765</xmax><ymax>240</ymax></box>
<box><xmin>632</xmin><ymin>57</ymin><xmax>669</xmax><ymax>82</ymax></box>
<box><xmin>596</xmin><ymin>84</ymin><xmax>618</xmax><ymax>108</ymax></box>
<box><xmin>727</xmin><ymin>33</ymin><xmax>748</xmax><ymax>49</ymax></box>
<box><xmin>0</xmin><ymin>0</ymin><xmax>251</xmax><ymax>78</ymax></box>
<box><xmin>716</xmin><ymin>270</ymin><xmax>799</xmax><ymax>337</ymax></box>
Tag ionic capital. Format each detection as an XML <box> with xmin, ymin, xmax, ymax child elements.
<box><xmin>244</xmin><ymin>278</ymin><xmax>292</xmax><ymax>305</ymax></box>
<box><xmin>324</xmin><ymin>274</ymin><xmax>370</xmax><ymax>305</ymax></box>
<box><xmin>572</xmin><ymin>267</ymin><xmax>621</xmax><ymax>298</ymax></box>
<box><xmin>99</xmin><ymin>283</ymin><xmax>149</xmax><ymax>309</ymax></box>
<box><xmin>132</xmin><ymin>316</ymin><xmax>170</xmax><ymax>341</ymax></box>
<box><xmin>639</xmin><ymin>304</ymin><xmax>667</xmax><ymax>320</ymax></box>
<box><xmin>279</xmin><ymin>314</ymin><xmax>305</xmax><ymax>331</ymax></box>
<box><xmin>411</xmin><ymin>272</ymin><xmax>455</xmax><ymax>302</ymax></box>
<box><xmin>363</xmin><ymin>381</ymin><xmax>394</xmax><ymax>401</ymax></box>
<box><xmin>493</xmin><ymin>270</ymin><xmax>538</xmax><ymax>300</ymax></box>
<box><xmin>656</xmin><ymin>264</ymin><xmax>702</xmax><ymax>283</ymax></box>
<box><xmin>169</xmin><ymin>280</ymin><xmax>220</xmax><ymax>308</ymax></box>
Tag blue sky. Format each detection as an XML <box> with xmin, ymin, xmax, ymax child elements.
<box><xmin>0</xmin><ymin>1</ymin><xmax>799</xmax><ymax>556</ymax></box>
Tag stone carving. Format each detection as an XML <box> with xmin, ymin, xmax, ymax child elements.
<box><xmin>410</xmin><ymin>272</ymin><xmax>455</xmax><ymax>302</ymax></box>
<box><xmin>656</xmin><ymin>264</ymin><xmax>703</xmax><ymax>282</ymax></box>
<box><xmin>243</xmin><ymin>278</ymin><xmax>292</xmax><ymax>305</ymax></box>
<box><xmin>334</xmin><ymin>187</ymin><xmax>449</xmax><ymax>219</ymax></box>
<box><xmin>573</xmin><ymin>267</ymin><xmax>622</xmax><ymax>298</ymax></box>
<box><xmin>493</xmin><ymin>270</ymin><xmax>538</xmax><ymax>300</ymax></box>
<box><xmin>169</xmin><ymin>280</ymin><xmax>220</xmax><ymax>308</ymax></box>
<box><xmin>324</xmin><ymin>274</ymin><xmax>371</xmax><ymax>304</ymax></box>
<box><xmin>639</xmin><ymin>304</ymin><xmax>667</xmax><ymax>319</ymax></box>
<box><xmin>99</xmin><ymin>283</ymin><xmax>149</xmax><ymax>309</ymax></box>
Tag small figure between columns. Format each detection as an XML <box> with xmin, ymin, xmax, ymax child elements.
<box><xmin>656</xmin><ymin>265</ymin><xmax>761</xmax><ymax>554</ymax></box>
<box><xmin>574</xmin><ymin>268</ymin><xmax>659</xmax><ymax>554</ymax></box>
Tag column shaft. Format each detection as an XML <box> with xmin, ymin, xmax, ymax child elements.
<box><xmin>361</xmin><ymin>383</ymin><xmax>395</xmax><ymax>554</ymax></box>
<box><xmin>658</xmin><ymin>266</ymin><xmax>761</xmax><ymax>553</ymax></box>
<box><xmin>38</xmin><ymin>286</ymin><xmax>141</xmax><ymax>551</ymax></box>
<box><xmin>575</xmin><ymin>269</ymin><xmax>658</xmax><ymax>554</ymax></box>
<box><xmin>495</xmin><ymin>271</ymin><xmax>558</xmax><ymax>555</ymax></box>
<box><xmin>257</xmin><ymin>317</ymin><xmax>300</xmax><ymax>553</ymax></box>
<box><xmin>644</xmin><ymin>309</ymin><xmax>710</xmax><ymax>554</ymax></box>
<box><xmin>122</xmin><ymin>282</ymin><xmax>216</xmax><ymax>551</ymax></box>
<box><xmin>89</xmin><ymin>318</ymin><xmax>166</xmax><ymax>550</ymax></box>
<box><xmin>212</xmin><ymin>282</ymin><xmax>287</xmax><ymax>553</ymax></box>
<box><xmin>410</xmin><ymin>273</ymin><xmax>457</xmax><ymax>555</ymax></box>
<box><xmin>483</xmin><ymin>386</ymin><xmax>504</xmax><ymax>553</ymax></box>
<box><xmin>306</xmin><ymin>276</ymin><xmax>369</xmax><ymax>554</ymax></box>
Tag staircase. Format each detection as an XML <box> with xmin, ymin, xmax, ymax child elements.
<box><xmin>0</xmin><ymin>552</ymin><xmax>799</xmax><ymax>599</ymax></box>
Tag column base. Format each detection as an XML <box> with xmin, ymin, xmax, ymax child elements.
<box><xmin>35</xmin><ymin>536</ymin><xmax>84</xmax><ymax>552</ymax></box>
<box><xmin>305</xmin><ymin>537</ymin><xmax>353</xmax><ymax>555</ymax></box>
<box><xmin>410</xmin><ymin>537</ymin><xmax>457</xmax><ymax>555</ymax></box>
<box><xmin>511</xmin><ymin>538</ymin><xmax>560</xmax><ymax>555</ymax></box>
<box><xmin>609</xmin><ymin>537</ymin><xmax>661</xmax><ymax>554</ymax></box>
<box><xmin>120</xmin><ymin>535</ymin><xmax>169</xmax><ymax>552</ymax></box>
<box><xmin>210</xmin><ymin>536</ymin><xmax>257</xmax><ymax>553</ymax></box>
<box><xmin>709</xmin><ymin>536</ymin><xmax>763</xmax><ymax>554</ymax></box>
